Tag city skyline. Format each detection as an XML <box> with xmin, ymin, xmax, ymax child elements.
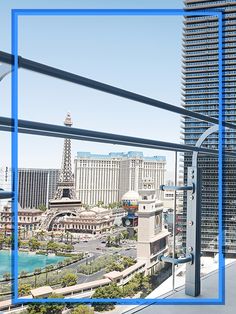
<box><xmin>0</xmin><ymin>0</ymin><xmax>183</xmax><ymax>181</ymax></box>
<box><xmin>0</xmin><ymin>149</ymin><xmax>167</xmax><ymax>209</ymax></box>
<box><xmin>1</xmin><ymin>1</ymin><xmax>236</xmax><ymax>312</ymax></box>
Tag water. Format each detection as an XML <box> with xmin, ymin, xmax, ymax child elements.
<box><xmin>0</xmin><ymin>250</ymin><xmax>65</xmax><ymax>278</ymax></box>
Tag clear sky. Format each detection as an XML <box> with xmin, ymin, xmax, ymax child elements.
<box><xmin>0</xmin><ymin>0</ymin><xmax>183</xmax><ymax>181</ymax></box>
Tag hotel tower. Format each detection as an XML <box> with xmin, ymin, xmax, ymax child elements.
<box><xmin>182</xmin><ymin>0</ymin><xmax>236</xmax><ymax>256</ymax></box>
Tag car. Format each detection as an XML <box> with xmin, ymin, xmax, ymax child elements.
<box><xmin>96</xmin><ymin>247</ymin><xmax>101</xmax><ymax>250</ymax></box>
<box><xmin>101</xmin><ymin>240</ymin><xmax>106</xmax><ymax>244</ymax></box>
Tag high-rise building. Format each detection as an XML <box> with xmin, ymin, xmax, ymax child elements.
<box><xmin>19</xmin><ymin>168</ymin><xmax>59</xmax><ymax>209</ymax></box>
<box><xmin>74</xmin><ymin>152</ymin><xmax>166</xmax><ymax>206</ymax></box>
<box><xmin>182</xmin><ymin>0</ymin><xmax>236</xmax><ymax>256</ymax></box>
<box><xmin>0</xmin><ymin>166</ymin><xmax>59</xmax><ymax>209</ymax></box>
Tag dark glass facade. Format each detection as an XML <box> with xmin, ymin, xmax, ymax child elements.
<box><xmin>182</xmin><ymin>0</ymin><xmax>236</xmax><ymax>256</ymax></box>
<box><xmin>18</xmin><ymin>168</ymin><xmax>59</xmax><ymax>209</ymax></box>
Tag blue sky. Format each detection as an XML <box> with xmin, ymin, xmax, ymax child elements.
<box><xmin>0</xmin><ymin>0</ymin><xmax>183</xmax><ymax>180</ymax></box>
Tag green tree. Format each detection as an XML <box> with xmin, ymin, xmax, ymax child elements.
<box><xmin>37</xmin><ymin>230</ymin><xmax>46</xmax><ymax>241</ymax></box>
<box><xmin>0</xmin><ymin>236</ymin><xmax>4</xmax><ymax>249</ymax></box>
<box><xmin>121</xmin><ymin>230</ymin><xmax>129</xmax><ymax>239</ymax></box>
<box><xmin>38</xmin><ymin>204</ymin><xmax>47</xmax><ymax>212</ymax></box>
<box><xmin>18</xmin><ymin>283</ymin><xmax>32</xmax><ymax>297</ymax></box>
<box><xmin>106</xmin><ymin>262</ymin><xmax>124</xmax><ymax>272</ymax></box>
<box><xmin>60</xmin><ymin>273</ymin><xmax>77</xmax><ymax>287</ymax></box>
<box><xmin>50</xmin><ymin>232</ymin><xmax>55</xmax><ymax>242</ymax></box>
<box><xmin>59</xmin><ymin>233</ymin><xmax>64</xmax><ymax>242</ymax></box>
<box><xmin>123</xmin><ymin>281</ymin><xmax>136</xmax><ymax>297</ymax></box>
<box><xmin>137</xmin><ymin>273</ymin><xmax>152</xmax><ymax>297</ymax></box>
<box><xmin>106</xmin><ymin>235</ymin><xmax>112</xmax><ymax>247</ymax></box>
<box><xmin>3</xmin><ymin>272</ymin><xmax>10</xmax><ymax>281</ymax></box>
<box><xmin>122</xmin><ymin>256</ymin><xmax>135</xmax><ymax>268</ymax></box>
<box><xmin>28</xmin><ymin>237</ymin><xmax>40</xmax><ymax>251</ymax></box>
<box><xmin>47</xmin><ymin>241</ymin><xmax>59</xmax><ymax>253</ymax></box>
<box><xmin>72</xmin><ymin>305</ymin><xmax>94</xmax><ymax>314</ymax></box>
<box><xmin>114</xmin><ymin>235</ymin><xmax>121</xmax><ymax>246</ymax></box>
<box><xmin>65</xmin><ymin>243</ymin><xmax>74</xmax><ymax>252</ymax></box>
<box><xmin>122</xmin><ymin>273</ymin><xmax>152</xmax><ymax>298</ymax></box>
<box><xmin>26</xmin><ymin>293</ymin><xmax>64</xmax><ymax>314</ymax></box>
<box><xmin>4</xmin><ymin>236</ymin><xmax>12</xmax><ymax>247</ymax></box>
<box><xmin>96</xmin><ymin>201</ymin><xmax>104</xmax><ymax>207</ymax></box>
<box><xmin>65</xmin><ymin>231</ymin><xmax>70</xmax><ymax>244</ymax></box>
<box><xmin>18</xmin><ymin>238</ymin><xmax>22</xmax><ymax>248</ymax></box>
<box><xmin>92</xmin><ymin>284</ymin><xmax>123</xmax><ymax>311</ymax></box>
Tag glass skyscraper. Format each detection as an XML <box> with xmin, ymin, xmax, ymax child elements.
<box><xmin>182</xmin><ymin>0</ymin><xmax>236</xmax><ymax>256</ymax></box>
<box><xmin>0</xmin><ymin>167</ymin><xmax>59</xmax><ymax>209</ymax></box>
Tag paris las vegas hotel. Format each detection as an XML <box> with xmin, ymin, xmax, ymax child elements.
<box><xmin>0</xmin><ymin>152</ymin><xmax>166</xmax><ymax>208</ymax></box>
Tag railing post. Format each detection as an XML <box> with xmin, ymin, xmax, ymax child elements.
<box><xmin>185</xmin><ymin>166</ymin><xmax>202</xmax><ymax>297</ymax></box>
<box><xmin>172</xmin><ymin>151</ymin><xmax>177</xmax><ymax>291</ymax></box>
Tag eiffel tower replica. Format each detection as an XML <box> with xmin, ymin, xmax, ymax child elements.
<box><xmin>40</xmin><ymin>113</ymin><xmax>82</xmax><ymax>231</ymax></box>
<box><xmin>54</xmin><ymin>112</ymin><xmax>76</xmax><ymax>200</ymax></box>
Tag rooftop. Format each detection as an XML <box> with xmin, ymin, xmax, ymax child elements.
<box><xmin>30</xmin><ymin>286</ymin><xmax>53</xmax><ymax>298</ymax></box>
<box><xmin>104</xmin><ymin>271</ymin><xmax>123</xmax><ymax>281</ymax></box>
<box><xmin>54</xmin><ymin>278</ymin><xmax>111</xmax><ymax>295</ymax></box>
<box><xmin>76</xmin><ymin>151</ymin><xmax>166</xmax><ymax>161</ymax></box>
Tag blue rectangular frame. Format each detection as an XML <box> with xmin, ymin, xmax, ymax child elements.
<box><xmin>11</xmin><ymin>8</ymin><xmax>224</xmax><ymax>305</ymax></box>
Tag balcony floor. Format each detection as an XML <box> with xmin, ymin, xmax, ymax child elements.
<box><xmin>123</xmin><ymin>261</ymin><xmax>236</xmax><ymax>314</ymax></box>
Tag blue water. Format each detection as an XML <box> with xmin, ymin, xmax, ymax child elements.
<box><xmin>0</xmin><ymin>250</ymin><xmax>65</xmax><ymax>278</ymax></box>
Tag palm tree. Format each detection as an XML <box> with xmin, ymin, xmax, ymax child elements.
<box><xmin>3</xmin><ymin>272</ymin><xmax>10</xmax><ymax>281</ymax></box>
<box><xmin>23</xmin><ymin>228</ymin><xmax>27</xmax><ymax>240</ymax></box>
<box><xmin>34</xmin><ymin>268</ymin><xmax>41</xmax><ymax>287</ymax></box>
<box><xmin>45</xmin><ymin>265</ymin><xmax>53</xmax><ymax>284</ymax></box>
<box><xmin>106</xmin><ymin>235</ymin><xmax>112</xmax><ymax>247</ymax></box>
<box><xmin>115</xmin><ymin>234</ymin><xmax>121</xmax><ymax>246</ymax></box>
<box><xmin>4</xmin><ymin>223</ymin><xmax>7</xmax><ymax>238</ymax></box>
<box><xmin>38</xmin><ymin>230</ymin><xmax>46</xmax><ymax>241</ymax></box>
<box><xmin>51</xmin><ymin>232</ymin><xmax>54</xmax><ymax>242</ymax></box>
<box><xmin>0</xmin><ymin>236</ymin><xmax>4</xmax><ymax>249</ymax></box>
<box><xmin>19</xmin><ymin>270</ymin><xmax>28</xmax><ymax>278</ymax></box>
<box><xmin>65</xmin><ymin>231</ymin><xmax>70</xmax><ymax>244</ymax></box>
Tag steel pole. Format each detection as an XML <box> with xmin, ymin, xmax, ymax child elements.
<box><xmin>172</xmin><ymin>151</ymin><xmax>178</xmax><ymax>291</ymax></box>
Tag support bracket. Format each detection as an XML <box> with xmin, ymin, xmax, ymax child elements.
<box><xmin>158</xmin><ymin>254</ymin><xmax>193</xmax><ymax>265</ymax></box>
<box><xmin>0</xmin><ymin>189</ymin><xmax>13</xmax><ymax>199</ymax></box>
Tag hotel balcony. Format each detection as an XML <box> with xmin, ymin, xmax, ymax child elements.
<box><xmin>183</xmin><ymin>16</ymin><xmax>218</xmax><ymax>25</ymax></box>
<box><xmin>1</xmin><ymin>44</ymin><xmax>236</xmax><ymax>313</ymax></box>
<box><xmin>183</xmin><ymin>45</ymin><xmax>219</xmax><ymax>52</ymax></box>
<box><xmin>122</xmin><ymin>261</ymin><xmax>236</xmax><ymax>314</ymax></box>
<box><xmin>183</xmin><ymin>40</ymin><xmax>219</xmax><ymax>47</ymax></box>
<box><xmin>184</xmin><ymin>0</ymin><xmax>236</xmax><ymax>10</ymax></box>
<box><xmin>183</xmin><ymin>23</ymin><xmax>219</xmax><ymax>31</ymax></box>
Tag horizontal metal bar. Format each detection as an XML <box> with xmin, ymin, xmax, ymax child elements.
<box><xmin>0</xmin><ymin>51</ymin><xmax>235</xmax><ymax>130</ymax></box>
<box><xmin>158</xmin><ymin>254</ymin><xmax>193</xmax><ymax>265</ymax></box>
<box><xmin>160</xmin><ymin>184</ymin><xmax>194</xmax><ymax>191</ymax></box>
<box><xmin>0</xmin><ymin>190</ymin><xmax>13</xmax><ymax>199</ymax></box>
<box><xmin>2</xmin><ymin>116</ymin><xmax>236</xmax><ymax>157</ymax></box>
<box><xmin>0</xmin><ymin>125</ymin><xmax>181</xmax><ymax>153</ymax></box>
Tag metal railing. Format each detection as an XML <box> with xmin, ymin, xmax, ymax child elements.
<box><xmin>0</xmin><ymin>50</ymin><xmax>233</xmax><ymax>298</ymax></box>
